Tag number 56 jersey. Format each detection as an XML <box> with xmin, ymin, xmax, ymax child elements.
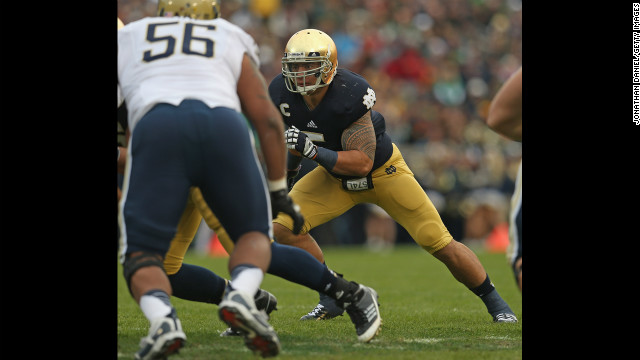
<box><xmin>118</xmin><ymin>16</ymin><xmax>260</xmax><ymax>132</ymax></box>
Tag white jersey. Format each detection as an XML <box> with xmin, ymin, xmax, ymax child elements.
<box><xmin>118</xmin><ymin>16</ymin><xmax>260</xmax><ymax>131</ymax></box>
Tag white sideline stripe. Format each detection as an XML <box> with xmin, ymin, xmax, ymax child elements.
<box><xmin>484</xmin><ymin>335</ymin><xmax>512</xmax><ymax>340</ymax></box>
<box><xmin>403</xmin><ymin>338</ymin><xmax>443</xmax><ymax>344</ymax></box>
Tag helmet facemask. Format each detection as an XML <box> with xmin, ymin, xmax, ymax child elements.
<box><xmin>282</xmin><ymin>57</ymin><xmax>332</xmax><ymax>95</ymax></box>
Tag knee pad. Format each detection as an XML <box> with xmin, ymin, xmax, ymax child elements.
<box><xmin>122</xmin><ymin>252</ymin><xmax>165</xmax><ymax>291</ymax></box>
<box><xmin>416</xmin><ymin>224</ymin><xmax>452</xmax><ymax>254</ymax></box>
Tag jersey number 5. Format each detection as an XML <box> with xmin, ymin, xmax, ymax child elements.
<box><xmin>143</xmin><ymin>22</ymin><xmax>216</xmax><ymax>62</ymax></box>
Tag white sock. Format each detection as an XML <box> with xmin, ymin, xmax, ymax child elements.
<box><xmin>230</xmin><ymin>267</ymin><xmax>264</xmax><ymax>297</ymax></box>
<box><xmin>140</xmin><ymin>294</ymin><xmax>172</xmax><ymax>322</ymax></box>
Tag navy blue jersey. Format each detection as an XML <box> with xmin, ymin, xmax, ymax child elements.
<box><xmin>269</xmin><ymin>68</ymin><xmax>393</xmax><ymax>179</ymax></box>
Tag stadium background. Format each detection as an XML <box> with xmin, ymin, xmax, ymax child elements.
<box><xmin>117</xmin><ymin>0</ymin><xmax>522</xmax><ymax>252</ymax></box>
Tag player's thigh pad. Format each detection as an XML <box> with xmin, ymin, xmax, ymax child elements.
<box><xmin>373</xmin><ymin>148</ymin><xmax>452</xmax><ymax>254</ymax></box>
<box><xmin>274</xmin><ymin>166</ymin><xmax>355</xmax><ymax>233</ymax></box>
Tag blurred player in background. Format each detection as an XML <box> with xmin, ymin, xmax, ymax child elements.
<box><xmin>117</xmin><ymin>3</ymin><xmax>381</xmax><ymax>358</ymax></box>
<box><xmin>486</xmin><ymin>66</ymin><xmax>522</xmax><ymax>292</ymax></box>
<box><xmin>270</xmin><ymin>29</ymin><xmax>518</xmax><ymax>323</ymax></box>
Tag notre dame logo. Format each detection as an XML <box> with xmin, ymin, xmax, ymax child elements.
<box><xmin>362</xmin><ymin>88</ymin><xmax>376</xmax><ymax>109</ymax></box>
<box><xmin>385</xmin><ymin>165</ymin><xmax>396</xmax><ymax>174</ymax></box>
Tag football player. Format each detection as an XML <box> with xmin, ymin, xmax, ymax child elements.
<box><xmin>117</xmin><ymin>16</ymin><xmax>275</xmax><ymax>324</ymax></box>
<box><xmin>269</xmin><ymin>29</ymin><xmax>518</xmax><ymax>323</ymax></box>
<box><xmin>117</xmin><ymin>3</ymin><xmax>381</xmax><ymax>359</ymax></box>
<box><xmin>486</xmin><ymin>67</ymin><xmax>522</xmax><ymax>292</ymax></box>
<box><xmin>117</xmin><ymin>18</ymin><xmax>278</xmax><ymax>327</ymax></box>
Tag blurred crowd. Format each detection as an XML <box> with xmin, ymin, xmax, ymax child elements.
<box><xmin>118</xmin><ymin>0</ymin><xmax>522</xmax><ymax>251</ymax></box>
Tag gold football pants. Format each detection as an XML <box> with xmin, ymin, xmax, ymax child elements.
<box><xmin>163</xmin><ymin>187</ymin><xmax>234</xmax><ymax>275</ymax></box>
<box><xmin>274</xmin><ymin>144</ymin><xmax>453</xmax><ymax>254</ymax></box>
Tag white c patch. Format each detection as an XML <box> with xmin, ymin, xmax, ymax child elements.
<box><xmin>280</xmin><ymin>103</ymin><xmax>290</xmax><ymax>117</ymax></box>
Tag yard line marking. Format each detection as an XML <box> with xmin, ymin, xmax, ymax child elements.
<box><xmin>403</xmin><ymin>338</ymin><xmax>443</xmax><ymax>344</ymax></box>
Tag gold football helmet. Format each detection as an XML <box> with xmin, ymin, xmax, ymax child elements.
<box><xmin>157</xmin><ymin>0</ymin><xmax>220</xmax><ymax>20</ymax></box>
<box><xmin>282</xmin><ymin>29</ymin><xmax>338</xmax><ymax>95</ymax></box>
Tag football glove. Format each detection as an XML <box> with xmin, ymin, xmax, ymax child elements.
<box><xmin>285</xmin><ymin>126</ymin><xmax>317</xmax><ymax>159</ymax></box>
<box><xmin>270</xmin><ymin>189</ymin><xmax>304</xmax><ymax>234</ymax></box>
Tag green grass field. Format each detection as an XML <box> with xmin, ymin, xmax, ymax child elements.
<box><xmin>117</xmin><ymin>244</ymin><xmax>522</xmax><ymax>359</ymax></box>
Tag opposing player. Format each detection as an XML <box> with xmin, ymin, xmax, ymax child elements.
<box><xmin>118</xmin><ymin>17</ymin><xmax>278</xmax><ymax>327</ymax></box>
<box><xmin>118</xmin><ymin>4</ymin><xmax>381</xmax><ymax>360</ymax></box>
<box><xmin>486</xmin><ymin>66</ymin><xmax>522</xmax><ymax>292</ymax></box>
<box><xmin>118</xmin><ymin>17</ymin><xmax>277</xmax><ymax>323</ymax></box>
<box><xmin>270</xmin><ymin>29</ymin><xmax>518</xmax><ymax>323</ymax></box>
<box><xmin>118</xmin><ymin>1</ymin><xmax>304</xmax><ymax>356</ymax></box>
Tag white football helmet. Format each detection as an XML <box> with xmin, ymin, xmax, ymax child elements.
<box><xmin>281</xmin><ymin>29</ymin><xmax>338</xmax><ymax>95</ymax></box>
